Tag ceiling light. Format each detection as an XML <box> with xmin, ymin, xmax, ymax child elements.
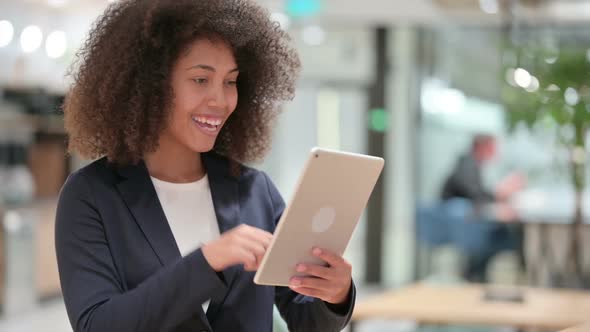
<box><xmin>20</xmin><ymin>25</ymin><xmax>43</xmax><ymax>53</ymax></box>
<box><xmin>270</xmin><ymin>12</ymin><xmax>290</xmax><ymax>30</ymax></box>
<box><xmin>0</xmin><ymin>20</ymin><xmax>14</xmax><ymax>47</ymax></box>
<box><xmin>46</xmin><ymin>30</ymin><xmax>67</xmax><ymax>59</ymax></box>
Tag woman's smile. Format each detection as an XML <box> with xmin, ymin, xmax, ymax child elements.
<box><xmin>191</xmin><ymin>114</ymin><xmax>225</xmax><ymax>136</ymax></box>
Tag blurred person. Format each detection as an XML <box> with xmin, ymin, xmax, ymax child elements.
<box><xmin>441</xmin><ymin>134</ymin><xmax>525</xmax><ymax>282</ymax></box>
<box><xmin>442</xmin><ymin>134</ymin><xmax>525</xmax><ymax>203</ymax></box>
<box><xmin>55</xmin><ymin>1</ymin><xmax>354</xmax><ymax>332</ymax></box>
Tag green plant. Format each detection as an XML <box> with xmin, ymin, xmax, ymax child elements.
<box><xmin>502</xmin><ymin>43</ymin><xmax>590</xmax><ymax>285</ymax></box>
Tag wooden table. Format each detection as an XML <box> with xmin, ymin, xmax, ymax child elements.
<box><xmin>560</xmin><ymin>323</ymin><xmax>590</xmax><ymax>332</ymax></box>
<box><xmin>351</xmin><ymin>283</ymin><xmax>590</xmax><ymax>331</ymax></box>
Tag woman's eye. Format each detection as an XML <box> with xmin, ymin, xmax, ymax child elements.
<box><xmin>193</xmin><ymin>78</ymin><xmax>208</xmax><ymax>84</ymax></box>
<box><xmin>227</xmin><ymin>80</ymin><xmax>237</xmax><ymax>86</ymax></box>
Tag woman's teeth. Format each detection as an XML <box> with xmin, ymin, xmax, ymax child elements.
<box><xmin>192</xmin><ymin>116</ymin><xmax>222</xmax><ymax>132</ymax></box>
<box><xmin>192</xmin><ymin>116</ymin><xmax>222</xmax><ymax>126</ymax></box>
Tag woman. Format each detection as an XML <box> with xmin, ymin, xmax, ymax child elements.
<box><xmin>55</xmin><ymin>1</ymin><xmax>355</xmax><ymax>332</ymax></box>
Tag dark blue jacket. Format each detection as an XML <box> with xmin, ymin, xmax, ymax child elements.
<box><xmin>55</xmin><ymin>152</ymin><xmax>355</xmax><ymax>332</ymax></box>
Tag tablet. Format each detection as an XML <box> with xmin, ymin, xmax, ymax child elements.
<box><xmin>253</xmin><ymin>147</ymin><xmax>384</xmax><ymax>286</ymax></box>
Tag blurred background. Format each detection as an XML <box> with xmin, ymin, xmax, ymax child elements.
<box><xmin>1</xmin><ymin>0</ymin><xmax>590</xmax><ymax>331</ymax></box>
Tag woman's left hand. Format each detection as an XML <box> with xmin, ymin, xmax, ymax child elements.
<box><xmin>289</xmin><ymin>247</ymin><xmax>352</xmax><ymax>305</ymax></box>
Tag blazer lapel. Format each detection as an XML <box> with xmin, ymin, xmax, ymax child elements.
<box><xmin>203</xmin><ymin>153</ymin><xmax>241</xmax><ymax>234</ymax></box>
<box><xmin>115</xmin><ymin>160</ymin><xmax>213</xmax><ymax>330</ymax></box>
<box><xmin>115</xmin><ymin>161</ymin><xmax>181</xmax><ymax>266</ymax></box>
<box><xmin>202</xmin><ymin>153</ymin><xmax>242</xmax><ymax>319</ymax></box>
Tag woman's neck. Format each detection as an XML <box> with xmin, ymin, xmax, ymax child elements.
<box><xmin>144</xmin><ymin>138</ymin><xmax>205</xmax><ymax>183</ymax></box>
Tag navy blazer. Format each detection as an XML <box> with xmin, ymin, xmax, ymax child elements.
<box><xmin>55</xmin><ymin>152</ymin><xmax>355</xmax><ymax>332</ymax></box>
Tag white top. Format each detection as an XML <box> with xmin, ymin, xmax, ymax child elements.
<box><xmin>150</xmin><ymin>174</ymin><xmax>220</xmax><ymax>312</ymax></box>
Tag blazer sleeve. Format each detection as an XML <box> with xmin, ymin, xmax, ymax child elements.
<box><xmin>261</xmin><ymin>172</ymin><xmax>356</xmax><ymax>332</ymax></box>
<box><xmin>55</xmin><ymin>171</ymin><xmax>226</xmax><ymax>332</ymax></box>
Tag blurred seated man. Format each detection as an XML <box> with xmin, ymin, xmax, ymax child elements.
<box><xmin>441</xmin><ymin>134</ymin><xmax>525</xmax><ymax>282</ymax></box>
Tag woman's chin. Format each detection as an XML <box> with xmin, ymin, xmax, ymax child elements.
<box><xmin>188</xmin><ymin>141</ymin><xmax>216</xmax><ymax>154</ymax></box>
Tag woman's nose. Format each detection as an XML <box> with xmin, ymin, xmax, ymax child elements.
<box><xmin>207</xmin><ymin>86</ymin><xmax>228</xmax><ymax>110</ymax></box>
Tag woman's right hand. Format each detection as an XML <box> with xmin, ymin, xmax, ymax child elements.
<box><xmin>202</xmin><ymin>224</ymin><xmax>273</xmax><ymax>272</ymax></box>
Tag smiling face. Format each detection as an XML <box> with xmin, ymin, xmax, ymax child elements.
<box><xmin>160</xmin><ymin>38</ymin><xmax>239</xmax><ymax>154</ymax></box>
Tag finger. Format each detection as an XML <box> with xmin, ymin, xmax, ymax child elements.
<box><xmin>244</xmin><ymin>263</ymin><xmax>257</xmax><ymax>271</ymax></box>
<box><xmin>239</xmin><ymin>237</ymin><xmax>270</xmax><ymax>269</ymax></box>
<box><xmin>239</xmin><ymin>239</ymin><xmax>267</xmax><ymax>265</ymax></box>
<box><xmin>296</xmin><ymin>264</ymin><xmax>335</xmax><ymax>280</ymax></box>
<box><xmin>239</xmin><ymin>248</ymin><xmax>258</xmax><ymax>271</ymax></box>
<box><xmin>240</xmin><ymin>226</ymin><xmax>273</xmax><ymax>248</ymax></box>
<box><xmin>252</xmin><ymin>226</ymin><xmax>274</xmax><ymax>241</ymax></box>
<box><xmin>253</xmin><ymin>250</ymin><xmax>266</xmax><ymax>269</ymax></box>
<box><xmin>290</xmin><ymin>277</ymin><xmax>332</xmax><ymax>291</ymax></box>
<box><xmin>243</xmin><ymin>264</ymin><xmax>257</xmax><ymax>271</ymax></box>
<box><xmin>241</xmin><ymin>224</ymin><xmax>273</xmax><ymax>239</ymax></box>
<box><xmin>312</xmin><ymin>248</ymin><xmax>348</xmax><ymax>268</ymax></box>
<box><xmin>235</xmin><ymin>224</ymin><xmax>271</xmax><ymax>241</ymax></box>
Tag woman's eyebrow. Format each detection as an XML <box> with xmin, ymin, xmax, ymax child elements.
<box><xmin>186</xmin><ymin>64</ymin><xmax>239</xmax><ymax>73</ymax></box>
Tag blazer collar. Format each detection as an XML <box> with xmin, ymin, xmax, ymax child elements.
<box><xmin>114</xmin><ymin>152</ymin><xmax>241</xmax><ymax>265</ymax></box>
